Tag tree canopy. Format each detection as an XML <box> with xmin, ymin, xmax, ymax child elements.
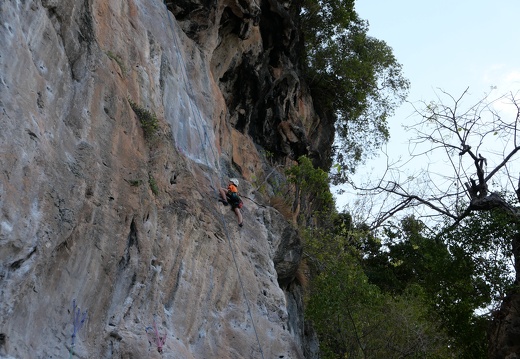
<box><xmin>303</xmin><ymin>214</ymin><xmax>456</xmax><ymax>358</ymax></box>
<box><xmin>300</xmin><ymin>0</ymin><xmax>409</xmax><ymax>179</ymax></box>
<box><xmin>303</xmin><ymin>208</ymin><xmax>517</xmax><ymax>357</ymax></box>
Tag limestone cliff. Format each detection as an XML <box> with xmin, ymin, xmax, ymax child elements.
<box><xmin>0</xmin><ymin>0</ymin><xmax>328</xmax><ymax>358</ymax></box>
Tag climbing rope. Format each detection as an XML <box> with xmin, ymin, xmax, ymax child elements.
<box><xmin>162</xmin><ymin>3</ymin><xmax>265</xmax><ymax>358</ymax></box>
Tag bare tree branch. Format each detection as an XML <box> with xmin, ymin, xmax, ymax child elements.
<box><xmin>352</xmin><ymin>89</ymin><xmax>520</xmax><ymax>230</ymax></box>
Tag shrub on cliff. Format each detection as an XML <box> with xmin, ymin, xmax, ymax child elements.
<box><xmin>128</xmin><ymin>98</ymin><xmax>159</xmax><ymax>139</ymax></box>
<box><xmin>286</xmin><ymin>155</ymin><xmax>335</xmax><ymax>224</ymax></box>
<box><xmin>300</xmin><ymin>0</ymin><xmax>409</xmax><ymax>181</ymax></box>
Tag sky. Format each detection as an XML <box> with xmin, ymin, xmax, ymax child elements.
<box><xmin>335</xmin><ymin>0</ymin><xmax>520</xmax><ymax>212</ymax></box>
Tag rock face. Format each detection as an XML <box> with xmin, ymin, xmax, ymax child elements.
<box><xmin>0</xmin><ymin>0</ymin><xmax>327</xmax><ymax>358</ymax></box>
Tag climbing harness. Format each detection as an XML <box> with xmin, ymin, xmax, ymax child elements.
<box><xmin>162</xmin><ymin>3</ymin><xmax>265</xmax><ymax>358</ymax></box>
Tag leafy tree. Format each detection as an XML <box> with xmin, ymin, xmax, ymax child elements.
<box><xmin>286</xmin><ymin>155</ymin><xmax>335</xmax><ymax>224</ymax></box>
<box><xmin>303</xmin><ymin>217</ymin><xmax>452</xmax><ymax>358</ymax></box>
<box><xmin>437</xmin><ymin>206</ymin><xmax>515</xmax><ymax>306</ymax></box>
<box><xmin>300</xmin><ymin>0</ymin><xmax>409</xmax><ymax>178</ymax></box>
<box><xmin>308</xmin><ymin>211</ymin><xmax>513</xmax><ymax>357</ymax></box>
<box><xmin>369</xmin><ymin>216</ymin><xmax>502</xmax><ymax>358</ymax></box>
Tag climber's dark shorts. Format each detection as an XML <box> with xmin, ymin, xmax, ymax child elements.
<box><xmin>226</xmin><ymin>193</ymin><xmax>243</xmax><ymax>209</ymax></box>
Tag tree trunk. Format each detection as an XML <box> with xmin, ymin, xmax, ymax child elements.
<box><xmin>488</xmin><ymin>230</ymin><xmax>520</xmax><ymax>358</ymax></box>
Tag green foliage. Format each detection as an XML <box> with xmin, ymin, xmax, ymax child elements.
<box><xmin>106</xmin><ymin>51</ymin><xmax>127</xmax><ymax>74</ymax></box>
<box><xmin>302</xmin><ymin>210</ymin><xmax>515</xmax><ymax>358</ymax></box>
<box><xmin>362</xmin><ymin>215</ymin><xmax>512</xmax><ymax>358</ymax></box>
<box><xmin>148</xmin><ymin>173</ymin><xmax>159</xmax><ymax>196</ymax></box>
<box><xmin>441</xmin><ymin>209</ymin><xmax>515</xmax><ymax>305</ymax></box>
<box><xmin>125</xmin><ymin>179</ymin><xmax>143</xmax><ymax>187</ymax></box>
<box><xmin>263</xmin><ymin>149</ymin><xmax>275</xmax><ymax>166</ymax></box>
<box><xmin>286</xmin><ymin>156</ymin><xmax>335</xmax><ymax>222</ymax></box>
<box><xmin>437</xmin><ymin>209</ymin><xmax>515</xmax><ymax>357</ymax></box>
<box><xmin>300</xmin><ymin>0</ymin><xmax>409</xmax><ymax>179</ymax></box>
<box><xmin>303</xmin><ymin>218</ymin><xmax>452</xmax><ymax>358</ymax></box>
<box><xmin>128</xmin><ymin>98</ymin><xmax>159</xmax><ymax>139</ymax></box>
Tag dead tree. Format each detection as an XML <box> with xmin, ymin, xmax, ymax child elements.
<box><xmin>354</xmin><ymin>88</ymin><xmax>520</xmax><ymax>358</ymax></box>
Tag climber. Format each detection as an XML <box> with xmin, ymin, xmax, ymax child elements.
<box><xmin>219</xmin><ymin>178</ymin><xmax>244</xmax><ymax>227</ymax></box>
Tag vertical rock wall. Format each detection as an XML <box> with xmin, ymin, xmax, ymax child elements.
<box><xmin>0</xmin><ymin>0</ymin><xmax>322</xmax><ymax>358</ymax></box>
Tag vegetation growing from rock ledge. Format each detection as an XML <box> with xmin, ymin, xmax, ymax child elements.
<box><xmin>286</xmin><ymin>155</ymin><xmax>334</xmax><ymax>224</ymax></box>
<box><xmin>148</xmin><ymin>173</ymin><xmax>159</xmax><ymax>195</ymax></box>
<box><xmin>106</xmin><ymin>51</ymin><xmax>127</xmax><ymax>74</ymax></box>
<box><xmin>300</xmin><ymin>0</ymin><xmax>409</xmax><ymax>181</ymax></box>
<box><xmin>125</xmin><ymin>179</ymin><xmax>143</xmax><ymax>187</ymax></box>
<box><xmin>128</xmin><ymin>98</ymin><xmax>160</xmax><ymax>139</ymax></box>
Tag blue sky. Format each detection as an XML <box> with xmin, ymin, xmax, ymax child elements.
<box><xmin>356</xmin><ymin>1</ymin><xmax>520</xmax><ymax>101</ymax></box>
<box><xmin>336</xmin><ymin>0</ymin><xmax>520</xmax><ymax>209</ymax></box>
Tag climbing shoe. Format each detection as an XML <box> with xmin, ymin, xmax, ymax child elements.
<box><xmin>219</xmin><ymin>199</ymin><xmax>229</xmax><ymax>206</ymax></box>
<box><xmin>239</xmin><ymin>222</ymin><xmax>243</xmax><ymax>227</ymax></box>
